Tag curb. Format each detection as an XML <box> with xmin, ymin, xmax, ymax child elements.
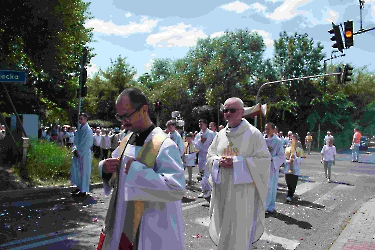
<box><xmin>0</xmin><ymin>182</ymin><xmax>104</xmax><ymax>205</ymax></box>
<box><xmin>329</xmin><ymin>197</ymin><xmax>375</xmax><ymax>250</ymax></box>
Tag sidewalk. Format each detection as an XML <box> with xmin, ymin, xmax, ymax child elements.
<box><xmin>330</xmin><ymin>197</ymin><xmax>375</xmax><ymax>250</ymax></box>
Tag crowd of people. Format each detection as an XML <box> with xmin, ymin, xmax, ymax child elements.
<box><xmin>45</xmin><ymin>86</ymin><xmax>367</xmax><ymax>250</ymax></box>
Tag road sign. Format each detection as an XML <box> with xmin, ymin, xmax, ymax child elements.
<box><xmin>0</xmin><ymin>70</ymin><xmax>26</xmax><ymax>83</ymax></box>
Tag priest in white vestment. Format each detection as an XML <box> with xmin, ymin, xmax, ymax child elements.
<box><xmin>264</xmin><ymin>122</ymin><xmax>285</xmax><ymax>214</ymax></box>
<box><xmin>70</xmin><ymin>113</ymin><xmax>93</xmax><ymax>197</ymax></box>
<box><xmin>166</xmin><ymin>120</ymin><xmax>185</xmax><ymax>157</ymax></box>
<box><xmin>194</xmin><ymin>118</ymin><xmax>216</xmax><ymax>198</ymax></box>
<box><xmin>206</xmin><ymin>97</ymin><xmax>271</xmax><ymax>250</ymax></box>
<box><xmin>98</xmin><ymin>88</ymin><xmax>186</xmax><ymax>250</ymax></box>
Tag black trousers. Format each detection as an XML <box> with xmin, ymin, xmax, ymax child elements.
<box><xmin>93</xmin><ymin>145</ymin><xmax>101</xmax><ymax>158</ymax></box>
<box><xmin>285</xmin><ymin>174</ymin><xmax>298</xmax><ymax>198</ymax></box>
<box><xmin>101</xmin><ymin>149</ymin><xmax>109</xmax><ymax>160</ymax></box>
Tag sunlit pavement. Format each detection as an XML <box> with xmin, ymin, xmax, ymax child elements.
<box><xmin>0</xmin><ymin>148</ymin><xmax>374</xmax><ymax>249</ymax></box>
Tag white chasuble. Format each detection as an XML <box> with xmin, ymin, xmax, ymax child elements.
<box><xmin>206</xmin><ymin>119</ymin><xmax>271</xmax><ymax>250</ymax></box>
<box><xmin>98</xmin><ymin>127</ymin><xmax>186</xmax><ymax>250</ymax></box>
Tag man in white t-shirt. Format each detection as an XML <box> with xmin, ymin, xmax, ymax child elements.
<box><xmin>93</xmin><ymin>128</ymin><xmax>102</xmax><ymax>158</ymax></box>
<box><xmin>320</xmin><ymin>138</ymin><xmax>336</xmax><ymax>182</ymax></box>
<box><xmin>65</xmin><ymin>127</ymin><xmax>75</xmax><ymax>148</ymax></box>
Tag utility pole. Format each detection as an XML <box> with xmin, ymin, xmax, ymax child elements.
<box><xmin>77</xmin><ymin>47</ymin><xmax>88</xmax><ymax>126</ymax></box>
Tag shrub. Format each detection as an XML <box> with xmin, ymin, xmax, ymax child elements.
<box><xmin>24</xmin><ymin>140</ymin><xmax>102</xmax><ymax>186</ymax></box>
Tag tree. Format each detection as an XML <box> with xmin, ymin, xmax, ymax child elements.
<box><xmin>270</xmin><ymin>32</ymin><xmax>326</xmax><ymax>132</ymax></box>
<box><xmin>84</xmin><ymin>56</ymin><xmax>137</xmax><ymax>121</ymax></box>
<box><xmin>0</xmin><ymin>0</ymin><xmax>94</xmax><ymax>120</ymax></box>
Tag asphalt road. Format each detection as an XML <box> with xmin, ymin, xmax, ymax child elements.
<box><xmin>0</xmin><ymin>147</ymin><xmax>374</xmax><ymax>250</ymax></box>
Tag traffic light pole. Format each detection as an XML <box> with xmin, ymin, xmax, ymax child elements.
<box><xmin>254</xmin><ymin>72</ymin><xmax>342</xmax><ymax>128</ymax></box>
<box><xmin>77</xmin><ymin>70</ymin><xmax>83</xmax><ymax>126</ymax></box>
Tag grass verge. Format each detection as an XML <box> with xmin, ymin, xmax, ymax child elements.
<box><xmin>11</xmin><ymin>140</ymin><xmax>102</xmax><ymax>188</ymax></box>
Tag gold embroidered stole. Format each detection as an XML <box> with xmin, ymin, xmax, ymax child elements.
<box><xmin>118</xmin><ymin>131</ymin><xmax>168</xmax><ymax>242</ymax></box>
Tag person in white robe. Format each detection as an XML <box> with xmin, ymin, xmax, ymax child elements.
<box><xmin>194</xmin><ymin>118</ymin><xmax>216</xmax><ymax>198</ymax></box>
<box><xmin>97</xmin><ymin>88</ymin><xmax>185</xmax><ymax>250</ymax></box>
<box><xmin>183</xmin><ymin>132</ymin><xmax>197</xmax><ymax>186</ymax></box>
<box><xmin>209</xmin><ymin>122</ymin><xmax>218</xmax><ymax>137</ymax></box>
<box><xmin>166</xmin><ymin>120</ymin><xmax>185</xmax><ymax>157</ymax></box>
<box><xmin>206</xmin><ymin>97</ymin><xmax>271</xmax><ymax>250</ymax></box>
<box><xmin>70</xmin><ymin>113</ymin><xmax>93</xmax><ymax>197</ymax></box>
<box><xmin>264</xmin><ymin>122</ymin><xmax>285</xmax><ymax>214</ymax></box>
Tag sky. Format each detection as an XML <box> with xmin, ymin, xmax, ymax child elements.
<box><xmin>83</xmin><ymin>0</ymin><xmax>375</xmax><ymax>79</ymax></box>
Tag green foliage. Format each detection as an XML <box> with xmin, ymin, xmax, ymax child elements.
<box><xmin>84</xmin><ymin>56</ymin><xmax>138</xmax><ymax>122</ymax></box>
<box><xmin>24</xmin><ymin>140</ymin><xmax>101</xmax><ymax>186</ymax></box>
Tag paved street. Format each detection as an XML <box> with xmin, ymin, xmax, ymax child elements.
<box><xmin>0</xmin><ymin>148</ymin><xmax>374</xmax><ymax>249</ymax></box>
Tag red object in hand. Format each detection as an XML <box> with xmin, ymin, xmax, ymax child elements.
<box><xmin>119</xmin><ymin>232</ymin><xmax>134</xmax><ymax>250</ymax></box>
<box><xmin>96</xmin><ymin>233</ymin><xmax>105</xmax><ymax>250</ymax></box>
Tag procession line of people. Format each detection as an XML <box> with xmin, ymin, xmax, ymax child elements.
<box><xmin>67</xmin><ymin>86</ymin><xmax>367</xmax><ymax>249</ymax></box>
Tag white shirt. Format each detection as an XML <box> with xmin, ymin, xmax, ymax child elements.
<box><xmin>321</xmin><ymin>145</ymin><xmax>336</xmax><ymax>161</ymax></box>
<box><xmin>101</xmin><ymin>135</ymin><xmax>111</xmax><ymax>149</ymax></box>
<box><xmin>93</xmin><ymin>134</ymin><xmax>102</xmax><ymax>146</ymax></box>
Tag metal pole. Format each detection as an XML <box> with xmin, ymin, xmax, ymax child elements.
<box><xmin>359</xmin><ymin>0</ymin><xmax>364</xmax><ymax>31</ymax></box>
<box><xmin>156</xmin><ymin>112</ymin><xmax>160</xmax><ymax>127</ymax></box>
<box><xmin>318</xmin><ymin>123</ymin><xmax>321</xmax><ymax>150</ymax></box>
<box><xmin>254</xmin><ymin>72</ymin><xmax>342</xmax><ymax>128</ymax></box>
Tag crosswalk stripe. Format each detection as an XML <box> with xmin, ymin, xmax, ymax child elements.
<box><xmin>294</xmin><ymin>181</ymin><xmax>322</xmax><ymax>196</ymax></box>
<box><xmin>182</xmin><ymin>200</ymin><xmax>209</xmax><ymax>210</ymax></box>
<box><xmin>193</xmin><ymin>217</ymin><xmax>300</xmax><ymax>250</ymax></box>
<box><xmin>312</xmin><ymin>185</ymin><xmax>355</xmax><ymax>212</ymax></box>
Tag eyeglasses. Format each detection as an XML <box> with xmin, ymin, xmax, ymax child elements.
<box><xmin>115</xmin><ymin>107</ymin><xmax>141</xmax><ymax>122</ymax></box>
<box><xmin>223</xmin><ymin>108</ymin><xmax>237</xmax><ymax>114</ymax></box>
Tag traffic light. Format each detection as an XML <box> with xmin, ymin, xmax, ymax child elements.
<box><xmin>336</xmin><ymin>67</ymin><xmax>342</xmax><ymax>84</ymax></box>
<box><xmin>343</xmin><ymin>64</ymin><xmax>354</xmax><ymax>84</ymax></box>
<box><xmin>344</xmin><ymin>20</ymin><xmax>354</xmax><ymax>48</ymax></box>
<box><xmin>80</xmin><ymin>47</ymin><xmax>89</xmax><ymax>97</ymax></box>
<box><xmin>81</xmin><ymin>47</ymin><xmax>88</xmax><ymax>66</ymax></box>
<box><xmin>155</xmin><ymin>101</ymin><xmax>162</xmax><ymax>113</ymax></box>
<box><xmin>328</xmin><ymin>22</ymin><xmax>344</xmax><ymax>52</ymax></box>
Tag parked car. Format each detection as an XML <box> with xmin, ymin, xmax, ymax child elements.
<box><xmin>367</xmin><ymin>137</ymin><xmax>375</xmax><ymax>147</ymax></box>
<box><xmin>359</xmin><ymin>136</ymin><xmax>369</xmax><ymax>151</ymax></box>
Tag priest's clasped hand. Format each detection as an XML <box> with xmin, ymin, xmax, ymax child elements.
<box><xmin>201</xmin><ymin>137</ymin><xmax>207</xmax><ymax>144</ymax></box>
<box><xmin>219</xmin><ymin>156</ymin><xmax>233</xmax><ymax>168</ymax></box>
<box><xmin>103</xmin><ymin>158</ymin><xmax>120</xmax><ymax>173</ymax></box>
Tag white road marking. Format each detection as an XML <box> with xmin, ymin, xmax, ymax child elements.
<box><xmin>294</xmin><ymin>181</ymin><xmax>322</xmax><ymax>196</ymax></box>
<box><xmin>1</xmin><ymin>224</ymin><xmax>100</xmax><ymax>249</ymax></box>
<box><xmin>312</xmin><ymin>185</ymin><xmax>355</xmax><ymax>213</ymax></box>
<box><xmin>182</xmin><ymin>200</ymin><xmax>209</xmax><ymax>211</ymax></box>
<box><xmin>194</xmin><ymin>217</ymin><xmax>300</xmax><ymax>250</ymax></box>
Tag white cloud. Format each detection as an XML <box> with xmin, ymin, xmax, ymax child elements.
<box><xmin>210</xmin><ymin>31</ymin><xmax>225</xmax><ymax>39</ymax></box>
<box><xmin>266</xmin><ymin>0</ymin><xmax>312</xmax><ymax>21</ymax></box>
<box><xmin>125</xmin><ymin>12</ymin><xmax>132</xmax><ymax>18</ymax></box>
<box><xmin>144</xmin><ymin>58</ymin><xmax>154</xmax><ymax>71</ymax></box>
<box><xmin>252</xmin><ymin>2</ymin><xmax>266</xmax><ymax>12</ymax></box>
<box><xmin>87</xmin><ymin>63</ymin><xmax>99</xmax><ymax>77</ymax></box>
<box><xmin>146</xmin><ymin>23</ymin><xmax>208</xmax><ymax>48</ymax></box>
<box><xmin>85</xmin><ymin>16</ymin><xmax>158</xmax><ymax>36</ymax></box>
<box><xmin>221</xmin><ymin>1</ymin><xmax>251</xmax><ymax>14</ymax></box>
<box><xmin>133</xmin><ymin>73</ymin><xmax>139</xmax><ymax>80</ymax></box>
<box><xmin>324</xmin><ymin>10</ymin><xmax>339</xmax><ymax>23</ymax></box>
<box><xmin>151</xmin><ymin>54</ymin><xmax>157</xmax><ymax>57</ymax></box>
<box><xmin>251</xmin><ymin>29</ymin><xmax>274</xmax><ymax>47</ymax></box>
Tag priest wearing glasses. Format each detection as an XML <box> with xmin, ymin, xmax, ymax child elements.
<box><xmin>97</xmin><ymin>88</ymin><xmax>185</xmax><ymax>250</ymax></box>
<box><xmin>206</xmin><ymin>97</ymin><xmax>271</xmax><ymax>250</ymax></box>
